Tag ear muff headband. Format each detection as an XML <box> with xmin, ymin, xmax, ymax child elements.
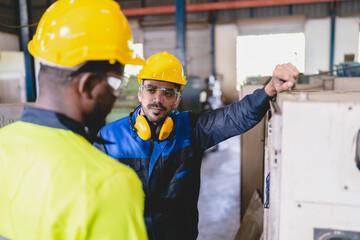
<box><xmin>129</xmin><ymin>110</ymin><xmax>174</xmax><ymax>141</ymax></box>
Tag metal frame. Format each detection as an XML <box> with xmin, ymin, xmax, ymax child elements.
<box><xmin>18</xmin><ymin>0</ymin><xmax>36</xmax><ymax>102</ymax></box>
<box><xmin>122</xmin><ymin>0</ymin><xmax>348</xmax><ymax>16</ymax></box>
<box><xmin>175</xmin><ymin>0</ymin><xmax>186</xmax><ymax>75</ymax></box>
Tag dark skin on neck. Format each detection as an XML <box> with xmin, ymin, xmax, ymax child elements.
<box><xmin>35</xmin><ymin>72</ymin><xmax>116</xmax><ymax>129</ymax></box>
<box><xmin>35</xmin><ymin>72</ymin><xmax>92</xmax><ymax>126</ymax></box>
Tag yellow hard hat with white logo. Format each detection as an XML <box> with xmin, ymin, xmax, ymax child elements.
<box><xmin>137</xmin><ymin>52</ymin><xmax>187</xmax><ymax>90</ymax></box>
<box><xmin>28</xmin><ymin>0</ymin><xmax>144</xmax><ymax>68</ymax></box>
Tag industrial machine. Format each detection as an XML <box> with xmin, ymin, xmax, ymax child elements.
<box><xmin>263</xmin><ymin>91</ymin><xmax>360</xmax><ymax>240</ymax></box>
<box><xmin>0</xmin><ymin>104</ymin><xmax>25</xmax><ymax>128</ymax></box>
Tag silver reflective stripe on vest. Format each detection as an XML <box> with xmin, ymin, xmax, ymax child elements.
<box><xmin>0</xmin><ymin>235</ymin><xmax>10</xmax><ymax>240</ymax></box>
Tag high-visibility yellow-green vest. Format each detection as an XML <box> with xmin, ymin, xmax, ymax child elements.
<box><xmin>0</xmin><ymin>121</ymin><xmax>148</xmax><ymax>240</ymax></box>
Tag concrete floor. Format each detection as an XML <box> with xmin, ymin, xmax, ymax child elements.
<box><xmin>197</xmin><ymin>136</ymin><xmax>241</xmax><ymax>240</ymax></box>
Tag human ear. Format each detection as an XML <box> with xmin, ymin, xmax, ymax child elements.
<box><xmin>78</xmin><ymin>72</ymin><xmax>93</xmax><ymax>99</ymax></box>
<box><xmin>173</xmin><ymin>95</ymin><xmax>181</xmax><ymax>108</ymax></box>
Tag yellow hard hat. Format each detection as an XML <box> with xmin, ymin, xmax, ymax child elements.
<box><xmin>28</xmin><ymin>0</ymin><xmax>145</xmax><ymax>68</ymax></box>
<box><xmin>137</xmin><ymin>52</ymin><xmax>187</xmax><ymax>90</ymax></box>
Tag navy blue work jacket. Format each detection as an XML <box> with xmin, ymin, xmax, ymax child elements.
<box><xmin>95</xmin><ymin>88</ymin><xmax>271</xmax><ymax>240</ymax></box>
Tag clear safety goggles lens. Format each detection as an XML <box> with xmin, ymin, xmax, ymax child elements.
<box><xmin>140</xmin><ymin>85</ymin><xmax>181</xmax><ymax>101</ymax></box>
<box><xmin>106</xmin><ymin>75</ymin><xmax>127</xmax><ymax>97</ymax></box>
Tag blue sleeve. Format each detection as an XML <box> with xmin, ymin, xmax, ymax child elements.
<box><xmin>194</xmin><ymin>88</ymin><xmax>271</xmax><ymax>150</ymax></box>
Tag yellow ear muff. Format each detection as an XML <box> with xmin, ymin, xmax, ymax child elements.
<box><xmin>158</xmin><ymin>117</ymin><xmax>174</xmax><ymax>141</ymax></box>
<box><xmin>133</xmin><ymin>114</ymin><xmax>174</xmax><ymax>141</ymax></box>
<box><xmin>134</xmin><ymin>115</ymin><xmax>151</xmax><ymax>140</ymax></box>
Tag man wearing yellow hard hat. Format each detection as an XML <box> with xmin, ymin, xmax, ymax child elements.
<box><xmin>0</xmin><ymin>0</ymin><xmax>147</xmax><ymax>239</ymax></box>
<box><xmin>96</xmin><ymin>51</ymin><xmax>298</xmax><ymax>239</ymax></box>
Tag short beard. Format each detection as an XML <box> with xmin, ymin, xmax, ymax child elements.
<box><xmin>141</xmin><ymin>103</ymin><xmax>168</xmax><ymax>124</ymax></box>
<box><xmin>83</xmin><ymin>103</ymin><xmax>107</xmax><ymax>133</ymax></box>
<box><xmin>147</xmin><ymin>102</ymin><xmax>166</xmax><ymax>116</ymax></box>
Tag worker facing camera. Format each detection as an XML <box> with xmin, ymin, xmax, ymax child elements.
<box><xmin>95</xmin><ymin>51</ymin><xmax>298</xmax><ymax>240</ymax></box>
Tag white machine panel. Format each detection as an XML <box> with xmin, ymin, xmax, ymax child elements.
<box><xmin>264</xmin><ymin>91</ymin><xmax>360</xmax><ymax>240</ymax></box>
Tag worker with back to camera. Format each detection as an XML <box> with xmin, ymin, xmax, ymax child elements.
<box><xmin>0</xmin><ymin>0</ymin><xmax>148</xmax><ymax>239</ymax></box>
<box><xmin>94</xmin><ymin>51</ymin><xmax>299</xmax><ymax>239</ymax></box>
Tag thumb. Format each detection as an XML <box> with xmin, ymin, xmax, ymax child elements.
<box><xmin>279</xmin><ymin>80</ymin><xmax>294</xmax><ymax>91</ymax></box>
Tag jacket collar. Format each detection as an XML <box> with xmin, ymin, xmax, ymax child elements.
<box><xmin>20</xmin><ymin>106</ymin><xmax>108</xmax><ymax>144</ymax></box>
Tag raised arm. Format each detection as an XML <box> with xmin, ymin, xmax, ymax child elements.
<box><xmin>194</xmin><ymin>63</ymin><xmax>298</xmax><ymax>150</ymax></box>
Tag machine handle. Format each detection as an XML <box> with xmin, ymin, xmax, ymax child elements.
<box><xmin>356</xmin><ymin>130</ymin><xmax>360</xmax><ymax>171</ymax></box>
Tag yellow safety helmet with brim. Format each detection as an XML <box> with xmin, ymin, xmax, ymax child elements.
<box><xmin>137</xmin><ymin>52</ymin><xmax>187</xmax><ymax>90</ymax></box>
<box><xmin>28</xmin><ymin>0</ymin><xmax>144</xmax><ymax>68</ymax></box>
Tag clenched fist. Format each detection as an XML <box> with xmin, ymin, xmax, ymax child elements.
<box><xmin>265</xmin><ymin>63</ymin><xmax>299</xmax><ymax>97</ymax></box>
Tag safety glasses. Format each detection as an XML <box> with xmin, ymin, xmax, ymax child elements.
<box><xmin>105</xmin><ymin>74</ymin><xmax>128</xmax><ymax>97</ymax></box>
<box><xmin>68</xmin><ymin>68</ymin><xmax>127</xmax><ymax>98</ymax></box>
<box><xmin>139</xmin><ymin>85</ymin><xmax>181</xmax><ymax>102</ymax></box>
